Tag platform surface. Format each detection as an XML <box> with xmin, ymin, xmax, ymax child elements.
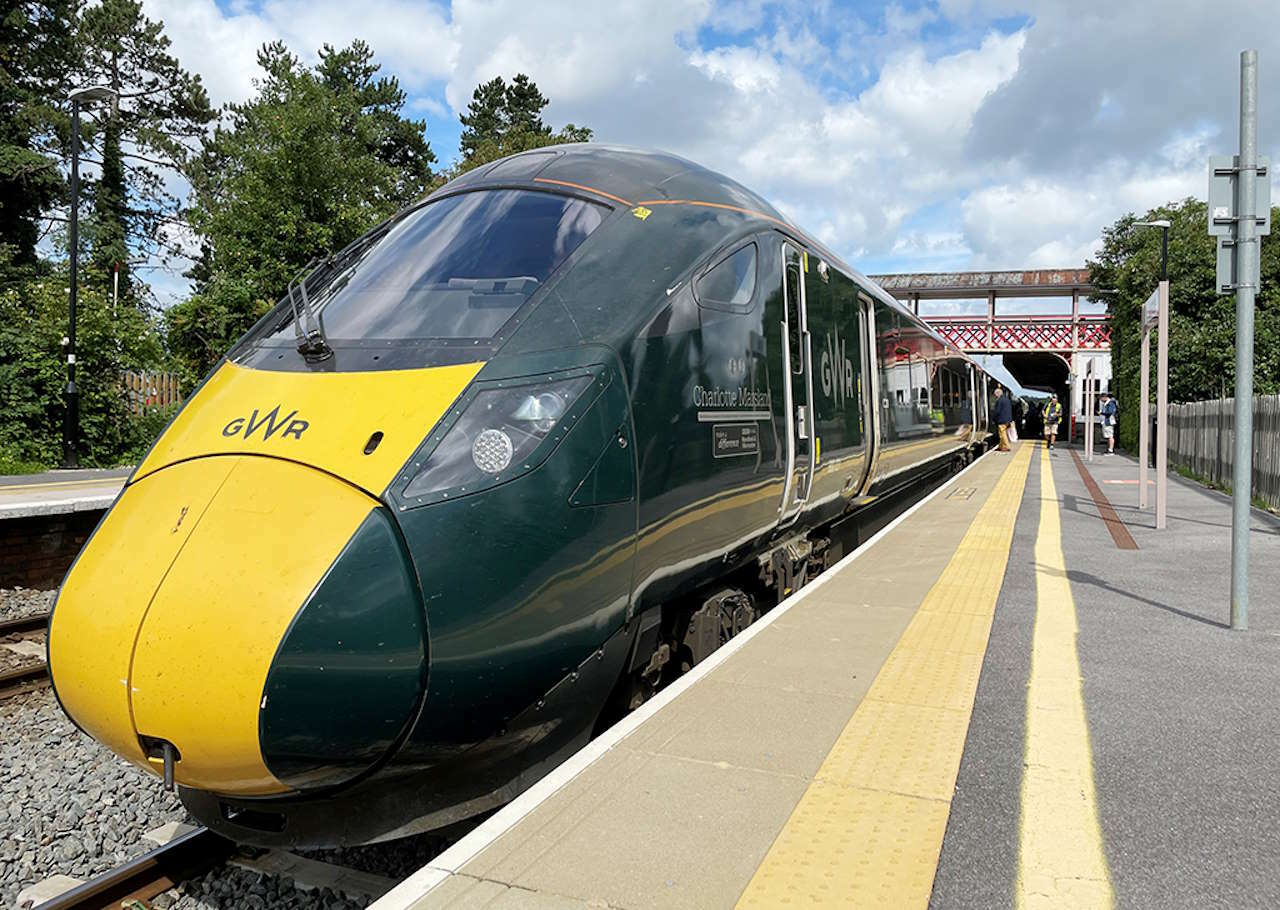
<box><xmin>0</xmin><ymin>468</ymin><xmax>129</xmax><ymax>518</ymax></box>
<box><xmin>375</xmin><ymin>441</ymin><xmax>1280</xmax><ymax>910</ymax></box>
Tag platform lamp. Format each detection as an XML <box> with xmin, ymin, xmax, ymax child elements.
<box><xmin>63</xmin><ymin>84</ymin><xmax>119</xmax><ymax>469</ymax></box>
<box><xmin>1135</xmin><ymin>219</ymin><xmax>1171</xmax><ymax>529</ymax></box>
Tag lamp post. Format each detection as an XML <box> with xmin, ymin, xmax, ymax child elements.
<box><xmin>63</xmin><ymin>84</ymin><xmax>118</xmax><ymax>469</ymax></box>
<box><xmin>1136</xmin><ymin>219</ymin><xmax>1171</xmax><ymax>529</ymax></box>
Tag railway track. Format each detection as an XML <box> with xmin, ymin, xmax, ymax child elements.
<box><xmin>0</xmin><ymin>611</ymin><xmax>50</xmax><ymax>637</ymax></box>
<box><xmin>0</xmin><ymin>610</ymin><xmax>50</xmax><ymax>699</ymax></box>
<box><xmin>33</xmin><ymin>826</ymin><xmax>237</xmax><ymax>910</ymax></box>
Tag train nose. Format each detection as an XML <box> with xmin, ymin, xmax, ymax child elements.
<box><xmin>48</xmin><ymin>455</ymin><xmax>426</xmax><ymax>796</ymax></box>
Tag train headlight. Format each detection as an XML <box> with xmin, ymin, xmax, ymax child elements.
<box><xmin>399</xmin><ymin>372</ymin><xmax>599</xmax><ymax>503</ymax></box>
<box><xmin>471</xmin><ymin>428</ymin><xmax>514</xmax><ymax>474</ymax></box>
<box><xmin>512</xmin><ymin>392</ymin><xmax>568</xmax><ymax>432</ymax></box>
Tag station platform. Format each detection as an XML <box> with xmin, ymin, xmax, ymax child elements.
<box><xmin>0</xmin><ymin>469</ymin><xmax>129</xmax><ymax>587</ymax></box>
<box><xmin>0</xmin><ymin>468</ymin><xmax>128</xmax><ymax>519</ymax></box>
<box><xmin>373</xmin><ymin>441</ymin><xmax>1280</xmax><ymax>910</ymax></box>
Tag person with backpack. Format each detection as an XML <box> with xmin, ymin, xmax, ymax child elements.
<box><xmin>1043</xmin><ymin>393</ymin><xmax>1063</xmax><ymax>450</ymax></box>
<box><xmin>1099</xmin><ymin>391</ymin><xmax>1118</xmax><ymax>455</ymax></box>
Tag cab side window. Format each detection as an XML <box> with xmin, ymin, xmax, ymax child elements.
<box><xmin>695</xmin><ymin>243</ymin><xmax>757</xmax><ymax>312</ymax></box>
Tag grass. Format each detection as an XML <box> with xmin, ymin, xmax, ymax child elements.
<box><xmin>1171</xmin><ymin>462</ymin><xmax>1277</xmax><ymax>514</ymax></box>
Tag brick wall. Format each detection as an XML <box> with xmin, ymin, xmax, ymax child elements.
<box><xmin>0</xmin><ymin>510</ymin><xmax>105</xmax><ymax>589</ymax></box>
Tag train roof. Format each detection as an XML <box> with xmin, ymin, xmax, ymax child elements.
<box><xmin>433</xmin><ymin>143</ymin><xmax>982</xmax><ymax>372</ymax></box>
<box><xmin>436</xmin><ymin>143</ymin><xmax>785</xmax><ymax>222</ymax></box>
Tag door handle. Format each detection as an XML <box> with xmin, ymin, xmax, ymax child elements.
<box><xmin>796</xmin><ymin>405</ymin><xmax>808</xmax><ymax>439</ymax></box>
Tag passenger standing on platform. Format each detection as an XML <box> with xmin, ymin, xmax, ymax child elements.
<box><xmin>993</xmin><ymin>387</ymin><xmax>1013</xmax><ymax>452</ymax></box>
<box><xmin>1043</xmin><ymin>394</ymin><xmax>1063</xmax><ymax>451</ymax></box>
<box><xmin>1100</xmin><ymin>392</ymin><xmax>1118</xmax><ymax>455</ymax></box>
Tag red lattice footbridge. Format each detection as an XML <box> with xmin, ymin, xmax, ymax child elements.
<box><xmin>869</xmin><ymin>268</ymin><xmax>1110</xmax><ymax>356</ymax></box>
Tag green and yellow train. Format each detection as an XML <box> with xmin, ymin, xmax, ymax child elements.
<box><xmin>48</xmin><ymin>146</ymin><xmax>994</xmax><ymax>846</ymax></box>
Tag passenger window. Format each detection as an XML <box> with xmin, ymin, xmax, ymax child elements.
<box><xmin>696</xmin><ymin>244</ymin><xmax>757</xmax><ymax>310</ymax></box>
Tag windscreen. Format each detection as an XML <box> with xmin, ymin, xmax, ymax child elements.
<box><xmin>264</xmin><ymin>189</ymin><xmax>607</xmax><ymax>342</ymax></box>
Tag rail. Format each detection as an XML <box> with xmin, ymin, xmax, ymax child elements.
<box><xmin>0</xmin><ymin>611</ymin><xmax>50</xmax><ymax>699</ymax></box>
<box><xmin>0</xmin><ymin>612</ymin><xmax>49</xmax><ymax>636</ymax></box>
<box><xmin>33</xmin><ymin>826</ymin><xmax>236</xmax><ymax>910</ymax></box>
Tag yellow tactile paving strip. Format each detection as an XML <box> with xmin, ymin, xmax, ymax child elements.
<box><xmin>737</xmin><ymin>444</ymin><xmax>1034</xmax><ymax>909</ymax></box>
<box><xmin>1017</xmin><ymin>447</ymin><xmax>1113</xmax><ymax>909</ymax></box>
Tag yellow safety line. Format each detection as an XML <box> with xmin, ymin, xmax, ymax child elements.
<box><xmin>1016</xmin><ymin>447</ymin><xmax>1113</xmax><ymax>908</ymax></box>
<box><xmin>737</xmin><ymin>443</ymin><xmax>1033</xmax><ymax>909</ymax></box>
<box><xmin>0</xmin><ymin>477</ymin><xmax>125</xmax><ymax>493</ymax></box>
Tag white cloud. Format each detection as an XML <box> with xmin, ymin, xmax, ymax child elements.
<box><xmin>444</xmin><ymin>0</ymin><xmax>711</xmax><ymax>112</ymax></box>
<box><xmin>144</xmin><ymin>0</ymin><xmax>454</xmax><ymax>105</ymax></box>
<box><xmin>960</xmin><ymin>160</ymin><xmax>1203</xmax><ymax>269</ymax></box>
<box><xmin>131</xmin><ymin>0</ymin><xmax>1280</xmax><ymax>308</ymax></box>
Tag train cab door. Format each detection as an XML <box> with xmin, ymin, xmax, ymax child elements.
<box><xmin>779</xmin><ymin>242</ymin><xmax>814</xmax><ymax>525</ymax></box>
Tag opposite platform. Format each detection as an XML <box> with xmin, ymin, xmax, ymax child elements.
<box><xmin>0</xmin><ymin>468</ymin><xmax>129</xmax><ymax>519</ymax></box>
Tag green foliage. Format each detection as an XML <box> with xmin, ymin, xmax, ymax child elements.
<box><xmin>450</xmin><ymin>73</ymin><xmax>591</xmax><ymax>180</ymax></box>
<box><xmin>164</xmin><ymin>275</ymin><xmax>269</xmax><ymax>390</ymax></box>
<box><xmin>458</xmin><ymin>76</ymin><xmax>509</xmax><ymax>160</ymax></box>
<box><xmin>1087</xmin><ymin>198</ymin><xmax>1280</xmax><ymax>449</ymax></box>
<box><xmin>0</xmin><ymin>0</ymin><xmax>75</xmax><ymax>275</ymax></box>
<box><xmin>76</xmin><ymin>0</ymin><xmax>215</xmax><ymax>293</ymax></box>
<box><xmin>502</xmin><ymin>74</ymin><xmax>550</xmax><ymax>136</ymax></box>
<box><xmin>177</xmin><ymin>40</ymin><xmax>434</xmax><ymax>384</ymax></box>
<box><xmin>0</xmin><ymin>272</ymin><xmax>165</xmax><ymax>469</ymax></box>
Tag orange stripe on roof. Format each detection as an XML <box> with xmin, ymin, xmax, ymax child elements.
<box><xmin>533</xmin><ymin>177</ymin><xmax>633</xmax><ymax>206</ymax></box>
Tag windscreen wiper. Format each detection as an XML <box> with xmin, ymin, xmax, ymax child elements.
<box><xmin>287</xmin><ymin>257</ymin><xmax>333</xmax><ymax>361</ymax></box>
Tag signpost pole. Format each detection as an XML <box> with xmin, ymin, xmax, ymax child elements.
<box><xmin>1140</xmin><ymin>321</ymin><xmax>1150</xmax><ymax>509</ymax></box>
<box><xmin>1156</xmin><ymin>276</ymin><xmax>1169</xmax><ymax>530</ymax></box>
<box><xmin>1086</xmin><ymin>359</ymin><xmax>1095</xmax><ymax>462</ymax></box>
<box><xmin>1230</xmin><ymin>49</ymin><xmax>1259</xmax><ymax>630</ymax></box>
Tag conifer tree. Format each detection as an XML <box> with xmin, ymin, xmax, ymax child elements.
<box><xmin>458</xmin><ymin>76</ymin><xmax>508</xmax><ymax>160</ymax></box>
<box><xmin>75</xmin><ymin>0</ymin><xmax>214</xmax><ymax>298</ymax></box>
<box><xmin>503</xmin><ymin>74</ymin><xmax>550</xmax><ymax>136</ymax></box>
<box><xmin>0</xmin><ymin>0</ymin><xmax>76</xmax><ymax>276</ymax></box>
<box><xmin>452</xmin><ymin>73</ymin><xmax>591</xmax><ymax>178</ymax></box>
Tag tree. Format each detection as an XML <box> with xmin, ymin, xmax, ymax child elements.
<box><xmin>176</xmin><ymin>40</ymin><xmax>435</xmax><ymax>384</ymax></box>
<box><xmin>0</xmin><ymin>270</ymin><xmax>163</xmax><ymax>469</ymax></box>
<box><xmin>458</xmin><ymin>76</ymin><xmax>508</xmax><ymax>160</ymax></box>
<box><xmin>0</xmin><ymin>0</ymin><xmax>76</xmax><ymax>277</ymax></box>
<box><xmin>75</xmin><ymin>0</ymin><xmax>214</xmax><ymax>296</ymax></box>
<box><xmin>503</xmin><ymin>74</ymin><xmax>550</xmax><ymax>136</ymax></box>
<box><xmin>1088</xmin><ymin>198</ymin><xmax>1280</xmax><ymax>449</ymax></box>
<box><xmin>451</xmin><ymin>73</ymin><xmax>591</xmax><ymax>179</ymax></box>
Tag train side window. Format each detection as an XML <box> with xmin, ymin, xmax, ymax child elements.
<box><xmin>785</xmin><ymin>259</ymin><xmax>804</xmax><ymax>374</ymax></box>
<box><xmin>696</xmin><ymin>243</ymin><xmax>757</xmax><ymax>311</ymax></box>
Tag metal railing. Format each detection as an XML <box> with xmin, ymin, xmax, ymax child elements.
<box><xmin>1167</xmin><ymin>395</ymin><xmax>1280</xmax><ymax>509</ymax></box>
<box><xmin>922</xmin><ymin>314</ymin><xmax>1111</xmax><ymax>351</ymax></box>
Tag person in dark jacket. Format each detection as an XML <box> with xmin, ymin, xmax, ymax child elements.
<box><xmin>993</xmin><ymin>387</ymin><xmax>1014</xmax><ymax>451</ymax></box>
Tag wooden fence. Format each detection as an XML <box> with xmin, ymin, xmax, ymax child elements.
<box><xmin>1167</xmin><ymin>395</ymin><xmax>1280</xmax><ymax>509</ymax></box>
<box><xmin>122</xmin><ymin>370</ymin><xmax>182</xmax><ymax>415</ymax></box>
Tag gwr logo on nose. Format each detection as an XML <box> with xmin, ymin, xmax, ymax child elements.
<box><xmin>222</xmin><ymin>405</ymin><xmax>309</xmax><ymax>441</ymax></box>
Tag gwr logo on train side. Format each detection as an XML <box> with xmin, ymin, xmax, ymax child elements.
<box><xmin>820</xmin><ymin>328</ymin><xmax>856</xmax><ymax>407</ymax></box>
<box><xmin>222</xmin><ymin>405</ymin><xmax>310</xmax><ymax>441</ymax></box>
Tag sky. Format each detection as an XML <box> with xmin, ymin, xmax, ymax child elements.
<box><xmin>137</xmin><ymin>0</ymin><xmax>1280</xmax><ymax>312</ymax></box>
